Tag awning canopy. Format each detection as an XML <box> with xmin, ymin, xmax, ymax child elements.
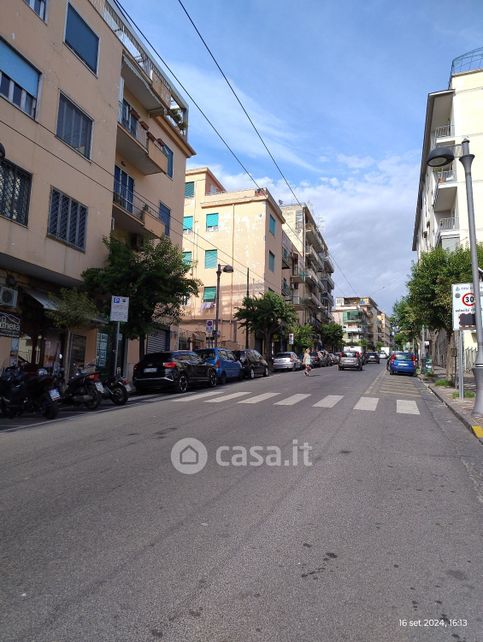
<box><xmin>24</xmin><ymin>288</ymin><xmax>58</xmax><ymax>310</ymax></box>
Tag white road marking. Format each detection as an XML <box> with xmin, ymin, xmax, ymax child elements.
<box><xmin>353</xmin><ymin>396</ymin><xmax>379</xmax><ymax>411</ymax></box>
<box><xmin>172</xmin><ymin>390</ymin><xmax>227</xmax><ymax>402</ymax></box>
<box><xmin>313</xmin><ymin>395</ymin><xmax>344</xmax><ymax>408</ymax></box>
<box><xmin>205</xmin><ymin>392</ymin><xmax>252</xmax><ymax>403</ymax></box>
<box><xmin>396</xmin><ymin>400</ymin><xmax>420</xmax><ymax>415</ymax></box>
<box><xmin>238</xmin><ymin>393</ymin><xmax>281</xmax><ymax>404</ymax></box>
<box><xmin>274</xmin><ymin>394</ymin><xmax>311</xmax><ymax>406</ymax></box>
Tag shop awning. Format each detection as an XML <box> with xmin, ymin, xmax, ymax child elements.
<box><xmin>24</xmin><ymin>288</ymin><xmax>58</xmax><ymax>310</ymax></box>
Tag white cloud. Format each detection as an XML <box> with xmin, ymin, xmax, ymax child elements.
<box><xmin>337</xmin><ymin>154</ymin><xmax>375</xmax><ymax>169</ymax></box>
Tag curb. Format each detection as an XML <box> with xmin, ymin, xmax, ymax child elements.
<box><xmin>426</xmin><ymin>382</ymin><xmax>483</xmax><ymax>444</ymax></box>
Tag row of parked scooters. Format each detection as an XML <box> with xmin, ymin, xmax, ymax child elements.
<box><xmin>0</xmin><ymin>364</ymin><xmax>130</xmax><ymax>421</ymax></box>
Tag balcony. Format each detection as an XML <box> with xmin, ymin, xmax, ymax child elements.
<box><xmin>305</xmin><ymin>266</ymin><xmax>319</xmax><ymax>286</ymax></box>
<box><xmin>323</xmin><ymin>255</ymin><xmax>334</xmax><ymax>273</ymax></box>
<box><xmin>306</xmin><ymin>246</ymin><xmax>324</xmax><ymax>270</ymax></box>
<box><xmin>281</xmin><ymin>282</ymin><xmax>292</xmax><ymax>298</ymax></box>
<box><xmin>321</xmin><ymin>274</ymin><xmax>334</xmax><ymax>290</ymax></box>
<box><xmin>435</xmin><ymin>216</ymin><xmax>459</xmax><ymax>246</ymax></box>
<box><xmin>282</xmin><ymin>246</ymin><xmax>291</xmax><ymax>269</ymax></box>
<box><xmin>431</xmin><ymin>124</ymin><xmax>455</xmax><ymax>148</ymax></box>
<box><xmin>290</xmin><ymin>295</ymin><xmax>304</xmax><ymax>307</ymax></box>
<box><xmin>433</xmin><ymin>168</ymin><xmax>457</xmax><ymax>212</ymax></box>
<box><xmin>112</xmin><ymin>189</ymin><xmax>165</xmax><ymax>238</ymax></box>
<box><xmin>290</xmin><ymin>266</ymin><xmax>305</xmax><ymax>284</ymax></box>
<box><xmin>117</xmin><ymin>102</ymin><xmax>168</xmax><ymax>175</ymax></box>
<box><xmin>306</xmin><ymin>224</ymin><xmax>324</xmax><ymax>251</ymax></box>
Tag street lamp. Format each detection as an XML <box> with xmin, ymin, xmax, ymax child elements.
<box><xmin>427</xmin><ymin>138</ymin><xmax>483</xmax><ymax>415</ymax></box>
<box><xmin>214</xmin><ymin>263</ymin><xmax>233</xmax><ymax>347</ymax></box>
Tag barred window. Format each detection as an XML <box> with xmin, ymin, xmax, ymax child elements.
<box><xmin>0</xmin><ymin>159</ymin><xmax>31</xmax><ymax>225</ymax></box>
<box><xmin>57</xmin><ymin>94</ymin><xmax>92</xmax><ymax>158</ymax></box>
<box><xmin>48</xmin><ymin>188</ymin><xmax>87</xmax><ymax>250</ymax></box>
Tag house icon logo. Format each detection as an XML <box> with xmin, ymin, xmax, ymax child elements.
<box><xmin>171</xmin><ymin>438</ymin><xmax>208</xmax><ymax>474</ymax></box>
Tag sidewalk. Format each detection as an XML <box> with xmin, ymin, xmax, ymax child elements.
<box><xmin>421</xmin><ymin>365</ymin><xmax>483</xmax><ymax>443</ymax></box>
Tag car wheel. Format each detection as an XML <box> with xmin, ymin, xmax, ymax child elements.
<box><xmin>292</xmin><ymin>363</ymin><xmax>296</xmax><ymax>371</ymax></box>
<box><xmin>239</xmin><ymin>370</ymin><xmax>244</xmax><ymax>381</ymax></box>
<box><xmin>263</xmin><ymin>366</ymin><xmax>269</xmax><ymax>377</ymax></box>
<box><xmin>208</xmin><ymin>369</ymin><xmax>217</xmax><ymax>388</ymax></box>
<box><xmin>176</xmin><ymin>373</ymin><xmax>189</xmax><ymax>393</ymax></box>
<box><xmin>43</xmin><ymin>401</ymin><xmax>59</xmax><ymax>420</ymax></box>
<box><xmin>338</xmin><ymin>367</ymin><xmax>343</xmax><ymax>371</ymax></box>
<box><xmin>389</xmin><ymin>370</ymin><xmax>394</xmax><ymax>375</ymax></box>
<box><xmin>111</xmin><ymin>384</ymin><xmax>128</xmax><ymax>405</ymax></box>
<box><xmin>219</xmin><ymin>372</ymin><xmax>227</xmax><ymax>385</ymax></box>
<box><xmin>249</xmin><ymin>367</ymin><xmax>255</xmax><ymax>380</ymax></box>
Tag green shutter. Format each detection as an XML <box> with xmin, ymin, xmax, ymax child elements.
<box><xmin>203</xmin><ymin>286</ymin><xmax>217</xmax><ymax>302</ymax></box>
<box><xmin>269</xmin><ymin>214</ymin><xmax>276</xmax><ymax>235</ymax></box>
<box><xmin>206</xmin><ymin>212</ymin><xmax>219</xmax><ymax>229</ymax></box>
<box><xmin>269</xmin><ymin>251</ymin><xmax>275</xmax><ymax>272</ymax></box>
<box><xmin>183</xmin><ymin>216</ymin><xmax>193</xmax><ymax>231</ymax></box>
<box><xmin>182</xmin><ymin>251</ymin><xmax>192</xmax><ymax>265</ymax></box>
<box><xmin>204</xmin><ymin>249</ymin><xmax>217</xmax><ymax>269</ymax></box>
<box><xmin>184</xmin><ymin>181</ymin><xmax>194</xmax><ymax>198</ymax></box>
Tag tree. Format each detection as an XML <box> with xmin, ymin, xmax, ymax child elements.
<box><xmin>292</xmin><ymin>324</ymin><xmax>315</xmax><ymax>353</ymax></box>
<box><xmin>234</xmin><ymin>291</ymin><xmax>297</xmax><ymax>361</ymax></box>
<box><xmin>319</xmin><ymin>322</ymin><xmax>344</xmax><ymax>352</ymax></box>
<box><xmin>391</xmin><ymin>296</ymin><xmax>419</xmax><ymax>347</ymax></box>
<box><xmin>83</xmin><ymin>236</ymin><xmax>200</xmax><ymax>359</ymax></box>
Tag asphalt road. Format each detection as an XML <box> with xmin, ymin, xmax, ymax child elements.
<box><xmin>1</xmin><ymin>364</ymin><xmax>482</xmax><ymax>642</ymax></box>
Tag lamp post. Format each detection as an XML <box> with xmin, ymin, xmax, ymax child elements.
<box><xmin>214</xmin><ymin>263</ymin><xmax>234</xmax><ymax>348</ymax></box>
<box><xmin>427</xmin><ymin>138</ymin><xmax>483</xmax><ymax>415</ymax></box>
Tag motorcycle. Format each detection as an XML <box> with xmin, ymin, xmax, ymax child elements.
<box><xmin>57</xmin><ymin>367</ymin><xmax>104</xmax><ymax>410</ymax></box>
<box><xmin>0</xmin><ymin>366</ymin><xmax>60</xmax><ymax>420</ymax></box>
<box><xmin>102</xmin><ymin>374</ymin><xmax>130</xmax><ymax>406</ymax></box>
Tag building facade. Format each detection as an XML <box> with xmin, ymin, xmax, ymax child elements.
<box><xmin>281</xmin><ymin>204</ymin><xmax>334</xmax><ymax>341</ymax></box>
<box><xmin>333</xmin><ymin>296</ymin><xmax>387</xmax><ymax>350</ymax></box>
<box><xmin>0</xmin><ymin>0</ymin><xmax>193</xmax><ymax>375</ymax></box>
<box><xmin>180</xmin><ymin>168</ymin><xmax>285</xmax><ymax>351</ymax></box>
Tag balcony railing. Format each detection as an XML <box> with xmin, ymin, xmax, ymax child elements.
<box><xmin>118</xmin><ymin>101</ymin><xmax>147</xmax><ymax>147</ymax></box>
<box><xmin>439</xmin><ymin>216</ymin><xmax>457</xmax><ymax>231</ymax></box>
<box><xmin>113</xmin><ymin>186</ymin><xmax>157</xmax><ymax>221</ymax></box>
<box><xmin>434</xmin><ymin>169</ymin><xmax>455</xmax><ymax>184</ymax></box>
<box><xmin>434</xmin><ymin>124</ymin><xmax>453</xmax><ymax>139</ymax></box>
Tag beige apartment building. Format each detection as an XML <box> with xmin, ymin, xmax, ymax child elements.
<box><xmin>281</xmin><ymin>204</ymin><xmax>334</xmax><ymax>341</ymax></box>
<box><xmin>333</xmin><ymin>296</ymin><xmax>387</xmax><ymax>349</ymax></box>
<box><xmin>0</xmin><ymin>0</ymin><xmax>193</xmax><ymax>375</ymax></box>
<box><xmin>412</xmin><ymin>48</ymin><xmax>483</xmax><ymax>364</ymax></box>
<box><xmin>180</xmin><ymin>168</ymin><xmax>285</xmax><ymax>351</ymax></box>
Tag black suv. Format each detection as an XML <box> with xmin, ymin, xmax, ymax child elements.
<box><xmin>365</xmin><ymin>352</ymin><xmax>380</xmax><ymax>364</ymax></box>
<box><xmin>133</xmin><ymin>351</ymin><xmax>217</xmax><ymax>394</ymax></box>
<box><xmin>233</xmin><ymin>349</ymin><xmax>269</xmax><ymax>379</ymax></box>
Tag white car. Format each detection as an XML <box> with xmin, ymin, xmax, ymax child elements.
<box><xmin>273</xmin><ymin>352</ymin><xmax>301</xmax><ymax>371</ymax></box>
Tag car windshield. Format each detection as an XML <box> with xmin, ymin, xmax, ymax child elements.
<box><xmin>394</xmin><ymin>353</ymin><xmax>412</xmax><ymax>361</ymax></box>
<box><xmin>344</xmin><ymin>352</ymin><xmax>357</xmax><ymax>357</ymax></box>
<box><xmin>140</xmin><ymin>352</ymin><xmax>172</xmax><ymax>363</ymax></box>
<box><xmin>275</xmin><ymin>353</ymin><xmax>292</xmax><ymax>358</ymax></box>
<box><xmin>195</xmin><ymin>350</ymin><xmax>216</xmax><ymax>360</ymax></box>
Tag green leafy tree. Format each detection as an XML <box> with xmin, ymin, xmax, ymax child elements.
<box><xmin>292</xmin><ymin>324</ymin><xmax>315</xmax><ymax>353</ymax></box>
<box><xmin>83</xmin><ymin>236</ymin><xmax>200</xmax><ymax>359</ymax></box>
<box><xmin>391</xmin><ymin>296</ymin><xmax>419</xmax><ymax>347</ymax></box>
<box><xmin>46</xmin><ymin>288</ymin><xmax>99</xmax><ymax>330</ymax></box>
<box><xmin>234</xmin><ymin>291</ymin><xmax>297</xmax><ymax>361</ymax></box>
<box><xmin>319</xmin><ymin>322</ymin><xmax>344</xmax><ymax>352</ymax></box>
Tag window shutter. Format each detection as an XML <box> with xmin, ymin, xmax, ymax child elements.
<box><xmin>206</xmin><ymin>213</ymin><xmax>219</xmax><ymax>229</ymax></box>
<box><xmin>159</xmin><ymin>202</ymin><xmax>170</xmax><ymax>236</ymax></box>
<box><xmin>184</xmin><ymin>181</ymin><xmax>194</xmax><ymax>198</ymax></box>
<box><xmin>204</xmin><ymin>249</ymin><xmax>217</xmax><ymax>269</ymax></box>
<box><xmin>183</xmin><ymin>216</ymin><xmax>193</xmax><ymax>231</ymax></box>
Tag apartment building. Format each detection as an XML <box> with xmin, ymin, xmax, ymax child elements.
<box><xmin>0</xmin><ymin>0</ymin><xmax>193</xmax><ymax>374</ymax></box>
<box><xmin>333</xmin><ymin>296</ymin><xmax>385</xmax><ymax>349</ymax></box>
<box><xmin>180</xmin><ymin>167</ymin><xmax>285</xmax><ymax>351</ymax></box>
<box><xmin>413</xmin><ymin>48</ymin><xmax>483</xmax><ymax>257</ymax></box>
<box><xmin>377</xmin><ymin>311</ymin><xmax>392</xmax><ymax>348</ymax></box>
<box><xmin>281</xmin><ymin>204</ymin><xmax>334</xmax><ymax>340</ymax></box>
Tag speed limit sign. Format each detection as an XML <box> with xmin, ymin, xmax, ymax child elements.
<box><xmin>462</xmin><ymin>292</ymin><xmax>475</xmax><ymax>306</ymax></box>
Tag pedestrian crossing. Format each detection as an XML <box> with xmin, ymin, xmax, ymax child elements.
<box><xmin>172</xmin><ymin>390</ymin><xmax>421</xmax><ymax>415</ymax></box>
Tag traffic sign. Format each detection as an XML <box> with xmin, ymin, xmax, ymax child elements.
<box><xmin>288</xmin><ymin>332</ymin><xmax>294</xmax><ymax>345</ymax></box>
<box><xmin>206</xmin><ymin>320</ymin><xmax>214</xmax><ymax>336</ymax></box>
<box><xmin>110</xmin><ymin>296</ymin><xmax>129</xmax><ymax>322</ymax></box>
<box><xmin>452</xmin><ymin>283</ymin><xmax>483</xmax><ymax>330</ymax></box>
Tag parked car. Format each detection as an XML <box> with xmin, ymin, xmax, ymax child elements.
<box><xmin>233</xmin><ymin>349</ymin><xmax>269</xmax><ymax>379</ymax></box>
<box><xmin>318</xmin><ymin>350</ymin><xmax>331</xmax><ymax>367</ymax></box>
<box><xmin>133</xmin><ymin>351</ymin><xmax>217</xmax><ymax>394</ymax></box>
<box><xmin>329</xmin><ymin>353</ymin><xmax>339</xmax><ymax>365</ymax></box>
<box><xmin>378</xmin><ymin>351</ymin><xmax>387</xmax><ymax>359</ymax></box>
<box><xmin>195</xmin><ymin>348</ymin><xmax>242</xmax><ymax>384</ymax></box>
<box><xmin>309</xmin><ymin>352</ymin><xmax>322</xmax><ymax>368</ymax></box>
<box><xmin>339</xmin><ymin>351</ymin><xmax>363</xmax><ymax>371</ymax></box>
<box><xmin>389</xmin><ymin>352</ymin><xmax>417</xmax><ymax>376</ymax></box>
<box><xmin>365</xmin><ymin>352</ymin><xmax>380</xmax><ymax>364</ymax></box>
<box><xmin>273</xmin><ymin>352</ymin><xmax>301</xmax><ymax>371</ymax></box>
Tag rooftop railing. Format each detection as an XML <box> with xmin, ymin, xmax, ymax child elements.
<box><xmin>451</xmin><ymin>47</ymin><xmax>483</xmax><ymax>76</ymax></box>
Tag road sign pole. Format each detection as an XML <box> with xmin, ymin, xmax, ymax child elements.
<box><xmin>113</xmin><ymin>321</ymin><xmax>120</xmax><ymax>376</ymax></box>
<box><xmin>458</xmin><ymin>330</ymin><xmax>465</xmax><ymax>400</ymax></box>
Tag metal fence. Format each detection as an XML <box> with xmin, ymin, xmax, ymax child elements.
<box><xmin>464</xmin><ymin>347</ymin><xmax>477</xmax><ymax>372</ymax></box>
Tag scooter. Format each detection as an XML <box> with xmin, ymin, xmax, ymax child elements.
<box><xmin>102</xmin><ymin>374</ymin><xmax>130</xmax><ymax>406</ymax></box>
<box><xmin>57</xmin><ymin>367</ymin><xmax>104</xmax><ymax>410</ymax></box>
<box><xmin>0</xmin><ymin>366</ymin><xmax>60</xmax><ymax>420</ymax></box>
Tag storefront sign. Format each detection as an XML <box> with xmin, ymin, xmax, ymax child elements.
<box><xmin>0</xmin><ymin>313</ymin><xmax>20</xmax><ymax>338</ymax></box>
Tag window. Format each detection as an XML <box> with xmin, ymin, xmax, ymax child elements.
<box><xmin>206</xmin><ymin>212</ymin><xmax>219</xmax><ymax>230</ymax></box>
<box><xmin>203</xmin><ymin>286</ymin><xmax>217</xmax><ymax>302</ymax></box>
<box><xmin>24</xmin><ymin>0</ymin><xmax>47</xmax><ymax>20</ymax></box>
<box><xmin>162</xmin><ymin>144</ymin><xmax>173</xmax><ymax>178</ymax></box>
<box><xmin>182</xmin><ymin>251</ymin><xmax>192</xmax><ymax>265</ymax></box>
<box><xmin>0</xmin><ymin>39</ymin><xmax>39</xmax><ymax>118</ymax></box>
<box><xmin>183</xmin><ymin>216</ymin><xmax>193</xmax><ymax>231</ymax></box>
<box><xmin>269</xmin><ymin>214</ymin><xmax>276</xmax><ymax>236</ymax></box>
<box><xmin>48</xmin><ymin>188</ymin><xmax>87</xmax><ymax>250</ymax></box>
<box><xmin>65</xmin><ymin>4</ymin><xmax>99</xmax><ymax>73</ymax></box>
<box><xmin>295</xmin><ymin>209</ymin><xmax>303</xmax><ymax>231</ymax></box>
<box><xmin>0</xmin><ymin>159</ymin><xmax>31</xmax><ymax>225</ymax></box>
<box><xmin>184</xmin><ymin>181</ymin><xmax>194</xmax><ymax>198</ymax></box>
<box><xmin>120</xmin><ymin>99</ymin><xmax>138</xmax><ymax>138</ymax></box>
<box><xmin>204</xmin><ymin>249</ymin><xmax>217</xmax><ymax>269</ymax></box>
<box><xmin>57</xmin><ymin>94</ymin><xmax>92</xmax><ymax>158</ymax></box>
<box><xmin>269</xmin><ymin>251</ymin><xmax>275</xmax><ymax>272</ymax></box>
<box><xmin>114</xmin><ymin>166</ymin><xmax>134</xmax><ymax>213</ymax></box>
<box><xmin>159</xmin><ymin>202</ymin><xmax>170</xmax><ymax>237</ymax></box>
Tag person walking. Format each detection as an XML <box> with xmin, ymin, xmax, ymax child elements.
<box><xmin>303</xmin><ymin>348</ymin><xmax>312</xmax><ymax>376</ymax></box>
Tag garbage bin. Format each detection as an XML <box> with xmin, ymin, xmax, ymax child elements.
<box><xmin>425</xmin><ymin>357</ymin><xmax>433</xmax><ymax>375</ymax></box>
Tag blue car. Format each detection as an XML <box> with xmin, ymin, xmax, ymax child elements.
<box><xmin>389</xmin><ymin>352</ymin><xmax>417</xmax><ymax>376</ymax></box>
<box><xmin>195</xmin><ymin>348</ymin><xmax>242</xmax><ymax>384</ymax></box>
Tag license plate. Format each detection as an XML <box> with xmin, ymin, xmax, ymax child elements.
<box><xmin>95</xmin><ymin>381</ymin><xmax>105</xmax><ymax>392</ymax></box>
<box><xmin>144</xmin><ymin>367</ymin><xmax>157</xmax><ymax>373</ymax></box>
<box><xmin>49</xmin><ymin>388</ymin><xmax>61</xmax><ymax>401</ymax></box>
<box><xmin>125</xmin><ymin>383</ymin><xmax>133</xmax><ymax>392</ymax></box>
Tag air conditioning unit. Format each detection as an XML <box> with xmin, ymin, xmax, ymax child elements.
<box><xmin>0</xmin><ymin>286</ymin><xmax>18</xmax><ymax>308</ymax></box>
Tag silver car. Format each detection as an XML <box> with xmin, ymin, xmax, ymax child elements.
<box><xmin>273</xmin><ymin>352</ymin><xmax>301</xmax><ymax>371</ymax></box>
<box><xmin>338</xmin><ymin>351</ymin><xmax>363</xmax><ymax>371</ymax></box>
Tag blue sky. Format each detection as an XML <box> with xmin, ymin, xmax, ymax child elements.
<box><xmin>120</xmin><ymin>0</ymin><xmax>483</xmax><ymax>314</ymax></box>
